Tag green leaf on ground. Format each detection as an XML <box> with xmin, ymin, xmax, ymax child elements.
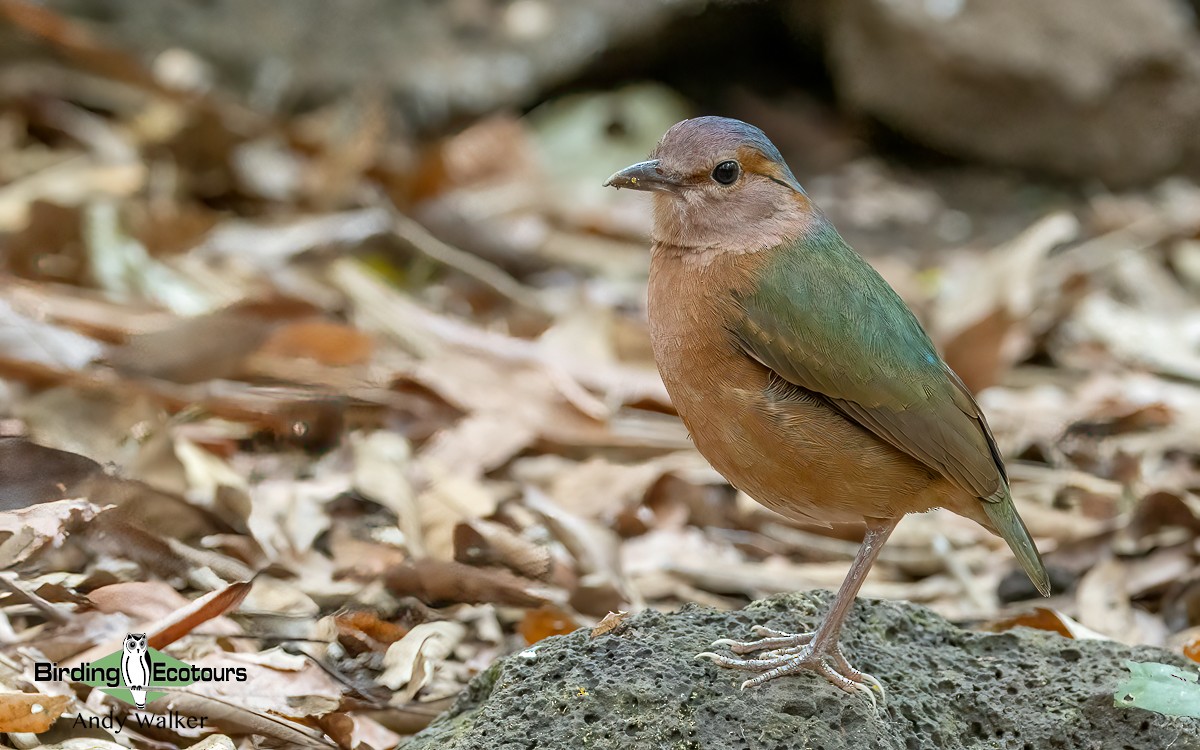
<box><xmin>1113</xmin><ymin>661</ymin><xmax>1200</xmax><ymax>719</ymax></box>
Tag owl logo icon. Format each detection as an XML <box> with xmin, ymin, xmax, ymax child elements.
<box><xmin>120</xmin><ymin>634</ymin><xmax>152</xmax><ymax>709</ymax></box>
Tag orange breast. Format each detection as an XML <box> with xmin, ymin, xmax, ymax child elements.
<box><xmin>647</xmin><ymin>248</ymin><xmax>953</xmax><ymax>525</ymax></box>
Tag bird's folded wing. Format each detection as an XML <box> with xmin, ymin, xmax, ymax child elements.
<box><xmin>734</xmin><ymin>236</ymin><xmax>1006</xmax><ymax>502</ymax></box>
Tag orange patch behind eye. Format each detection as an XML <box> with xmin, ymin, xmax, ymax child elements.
<box><xmin>735</xmin><ymin>146</ymin><xmax>812</xmax><ymax>210</ymax></box>
<box><xmin>734</xmin><ymin>147</ymin><xmax>781</xmax><ymax>177</ymax></box>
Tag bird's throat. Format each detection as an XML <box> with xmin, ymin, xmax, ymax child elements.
<box><xmin>651</xmin><ymin>189</ymin><xmax>820</xmax><ymax>266</ymax></box>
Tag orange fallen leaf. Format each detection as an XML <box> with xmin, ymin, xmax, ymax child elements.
<box><xmin>0</xmin><ymin>692</ymin><xmax>71</xmax><ymax>733</ymax></box>
<box><xmin>979</xmin><ymin>607</ymin><xmax>1108</xmax><ymax>640</ymax></box>
<box><xmin>518</xmin><ymin>605</ymin><xmax>577</xmax><ymax>644</ymax></box>
<box><xmin>1184</xmin><ymin>636</ymin><xmax>1200</xmax><ymax>664</ymax></box>
<box><xmin>260</xmin><ymin>321</ymin><xmax>374</xmax><ymax>366</ymax></box>
<box><xmin>335</xmin><ymin>610</ymin><xmax>410</xmax><ymax>653</ymax></box>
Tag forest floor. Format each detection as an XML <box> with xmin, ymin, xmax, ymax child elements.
<box><xmin>2</xmin><ymin>4</ymin><xmax>1200</xmax><ymax>748</ymax></box>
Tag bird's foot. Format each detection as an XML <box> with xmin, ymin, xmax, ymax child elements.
<box><xmin>697</xmin><ymin>626</ymin><xmax>885</xmax><ymax>709</ymax></box>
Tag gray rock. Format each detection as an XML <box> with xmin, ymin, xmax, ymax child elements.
<box><xmin>404</xmin><ymin>591</ymin><xmax>1200</xmax><ymax>749</ymax></box>
<box><xmin>822</xmin><ymin>0</ymin><xmax>1200</xmax><ymax>186</ymax></box>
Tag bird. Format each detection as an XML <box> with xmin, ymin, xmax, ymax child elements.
<box><xmin>604</xmin><ymin>116</ymin><xmax>1049</xmax><ymax>704</ymax></box>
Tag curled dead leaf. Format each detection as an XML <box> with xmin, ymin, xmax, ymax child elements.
<box><xmin>454</xmin><ymin>518</ymin><xmax>553</xmax><ymax>580</ymax></box>
<box><xmin>590</xmin><ymin>610</ymin><xmax>630</xmax><ymax>639</ymax></box>
<box><xmin>380</xmin><ymin>621</ymin><xmax>466</xmax><ymax>703</ymax></box>
<box><xmin>0</xmin><ymin>497</ymin><xmax>106</xmax><ymax>569</ymax></box>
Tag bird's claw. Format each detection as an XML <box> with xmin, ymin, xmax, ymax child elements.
<box><xmin>711</xmin><ymin>631</ymin><xmax>815</xmax><ymax>655</ymax></box>
<box><xmin>698</xmin><ymin>631</ymin><xmax>885</xmax><ymax>711</ymax></box>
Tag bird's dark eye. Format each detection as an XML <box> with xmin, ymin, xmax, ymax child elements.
<box><xmin>711</xmin><ymin>160</ymin><xmax>740</xmax><ymax>185</ymax></box>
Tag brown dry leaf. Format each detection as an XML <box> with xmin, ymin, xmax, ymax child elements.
<box><xmin>68</xmin><ymin>580</ymin><xmax>251</xmax><ymax>667</ymax></box>
<box><xmin>666</xmin><ymin>555</ymin><xmax>953</xmax><ymax>603</ymax></box>
<box><xmin>351</xmin><ymin>430</ymin><xmax>422</xmax><ymax>555</ymax></box>
<box><xmin>294</xmin><ymin>94</ymin><xmax>388</xmax><ymax>210</ymax></box>
<box><xmin>147</xmin><ymin>580</ymin><xmax>252</xmax><ymax>650</ymax></box>
<box><xmin>590</xmin><ymin>610</ymin><xmax>630</xmax><ymax>638</ymax></box>
<box><xmin>1066</xmin><ymin>402</ymin><xmax>1174</xmax><ymax>438</ymax></box>
<box><xmin>0</xmin><ymin>437</ymin><xmax>103</xmax><ymax>511</ymax></box>
<box><xmin>518</xmin><ymin>605</ymin><xmax>578</xmax><ymax>645</ymax></box>
<box><xmin>87</xmin><ymin>580</ymin><xmax>190</xmax><ymax>621</ymax></box>
<box><xmin>133</xmin><ymin>690</ymin><xmax>334</xmax><ymax>748</ymax></box>
<box><xmin>248</xmin><ymin>473</ymin><xmax>346</xmax><ymax>559</ymax></box>
<box><xmin>22</xmin><ymin>741</ymin><xmax>130</xmax><ymax>750</ymax></box>
<box><xmin>3</xmin><ymin>278</ymin><xmax>175</xmax><ymax>340</ymax></box>
<box><xmin>410</xmin><ymin>349</ymin><xmax>607</xmax><ymax>449</ymax></box>
<box><xmin>15</xmin><ymin>385</ymin><xmax>160</xmax><ymax>466</ymax></box>
<box><xmin>257</xmin><ymin>320</ymin><xmax>375</xmax><ymax>367</ymax></box>
<box><xmin>239</xmin><ymin>575</ymin><xmax>319</xmax><ymax>618</ymax></box>
<box><xmin>979</xmin><ymin>607</ymin><xmax>1108</xmax><ymax>640</ymax></box>
<box><xmin>541</xmin><ymin>453</ymin><xmax>700</xmax><ymax>520</ymax></box>
<box><xmin>381</xmin><ymin>559</ymin><xmax>554</xmax><ymax>608</ymax></box>
<box><xmin>379</xmin><ymin>621</ymin><xmax>466</xmax><ymax>703</ymax></box>
<box><xmin>0</xmin><ymin>156</ymin><xmax>146</xmax><ymax>231</ymax></box>
<box><xmin>1125</xmin><ymin>491</ymin><xmax>1200</xmax><ymax>543</ymax></box>
<box><xmin>326</xmin><ymin>522</ymin><xmax>408</xmax><ymax>580</ymax></box>
<box><xmin>0</xmin><ymin>691</ymin><xmax>72</xmax><ymax>733</ymax></box>
<box><xmin>335</xmin><ymin>610</ymin><xmax>409</xmax><ymax>653</ymax></box>
<box><xmin>454</xmin><ymin>518</ymin><xmax>553</xmax><ymax>580</ymax></box>
<box><xmin>185</xmin><ymin>648</ymin><xmax>344</xmax><ymax>716</ymax></box>
<box><xmin>79</xmin><ymin>473</ymin><xmax>234</xmax><ymax>542</ymax></box>
<box><xmin>936</xmin><ymin>212</ymin><xmax>1078</xmax><ymax>391</ymax></box>
<box><xmin>415</xmin><ymin>466</ymin><xmax>499</xmax><ymax>561</ymax></box>
<box><xmin>313</xmin><ymin>711</ymin><xmax>357</xmax><ymax>750</ymax></box>
<box><xmin>3</xmin><ymin>201</ymin><xmax>86</xmax><ymax>284</ymax></box>
<box><xmin>523</xmin><ymin>488</ymin><xmax>631</xmax><ymax>614</ymax></box>
<box><xmin>418</xmin><ymin>412</ymin><xmax>536</xmax><ymax>481</ymax></box>
<box><xmin>344</xmin><ymin>712</ymin><xmax>404</xmax><ymax>750</ymax></box>
<box><xmin>186</xmin><ymin>737</ymin><xmax>237</xmax><ymax>750</ymax></box>
<box><xmin>0</xmin><ymin>497</ymin><xmax>105</xmax><ymax>569</ymax></box>
<box><xmin>106</xmin><ymin>310</ymin><xmax>273</xmax><ymax>383</ymax></box>
<box><xmin>0</xmin><ymin>296</ymin><xmax>105</xmax><ymax>373</ymax></box>
<box><xmin>1063</xmin><ymin>293</ymin><xmax>1200</xmax><ymax>381</ymax></box>
<box><xmin>1076</xmin><ymin>557</ymin><xmax>1138</xmax><ymax>643</ymax></box>
<box><xmin>0</xmin><ymin>0</ymin><xmax>165</xmax><ymax>92</ymax></box>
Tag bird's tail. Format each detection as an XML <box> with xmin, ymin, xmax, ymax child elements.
<box><xmin>982</xmin><ymin>494</ymin><xmax>1050</xmax><ymax>596</ymax></box>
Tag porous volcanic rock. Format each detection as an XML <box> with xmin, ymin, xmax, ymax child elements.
<box><xmin>404</xmin><ymin>591</ymin><xmax>1199</xmax><ymax>749</ymax></box>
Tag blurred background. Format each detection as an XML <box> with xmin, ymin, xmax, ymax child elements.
<box><xmin>3</xmin><ymin>0</ymin><xmax>1200</xmax><ymax>746</ymax></box>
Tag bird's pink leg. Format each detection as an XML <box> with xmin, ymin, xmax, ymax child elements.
<box><xmin>697</xmin><ymin>518</ymin><xmax>899</xmax><ymax>707</ymax></box>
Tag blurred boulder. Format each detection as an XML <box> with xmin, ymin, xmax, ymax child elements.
<box><xmin>822</xmin><ymin>0</ymin><xmax>1200</xmax><ymax>185</ymax></box>
<box><xmin>32</xmin><ymin>0</ymin><xmax>700</xmax><ymax>128</ymax></box>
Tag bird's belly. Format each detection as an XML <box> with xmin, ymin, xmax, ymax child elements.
<box><xmin>656</xmin><ymin>342</ymin><xmax>943</xmax><ymax>525</ymax></box>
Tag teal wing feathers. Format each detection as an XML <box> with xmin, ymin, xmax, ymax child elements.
<box><xmin>732</xmin><ymin>224</ymin><xmax>1006</xmax><ymax>502</ymax></box>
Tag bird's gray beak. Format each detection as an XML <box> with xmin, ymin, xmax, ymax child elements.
<box><xmin>603</xmin><ymin>159</ymin><xmax>678</xmax><ymax>192</ymax></box>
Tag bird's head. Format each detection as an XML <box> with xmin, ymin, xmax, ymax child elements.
<box><xmin>604</xmin><ymin>116</ymin><xmax>819</xmax><ymax>255</ymax></box>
